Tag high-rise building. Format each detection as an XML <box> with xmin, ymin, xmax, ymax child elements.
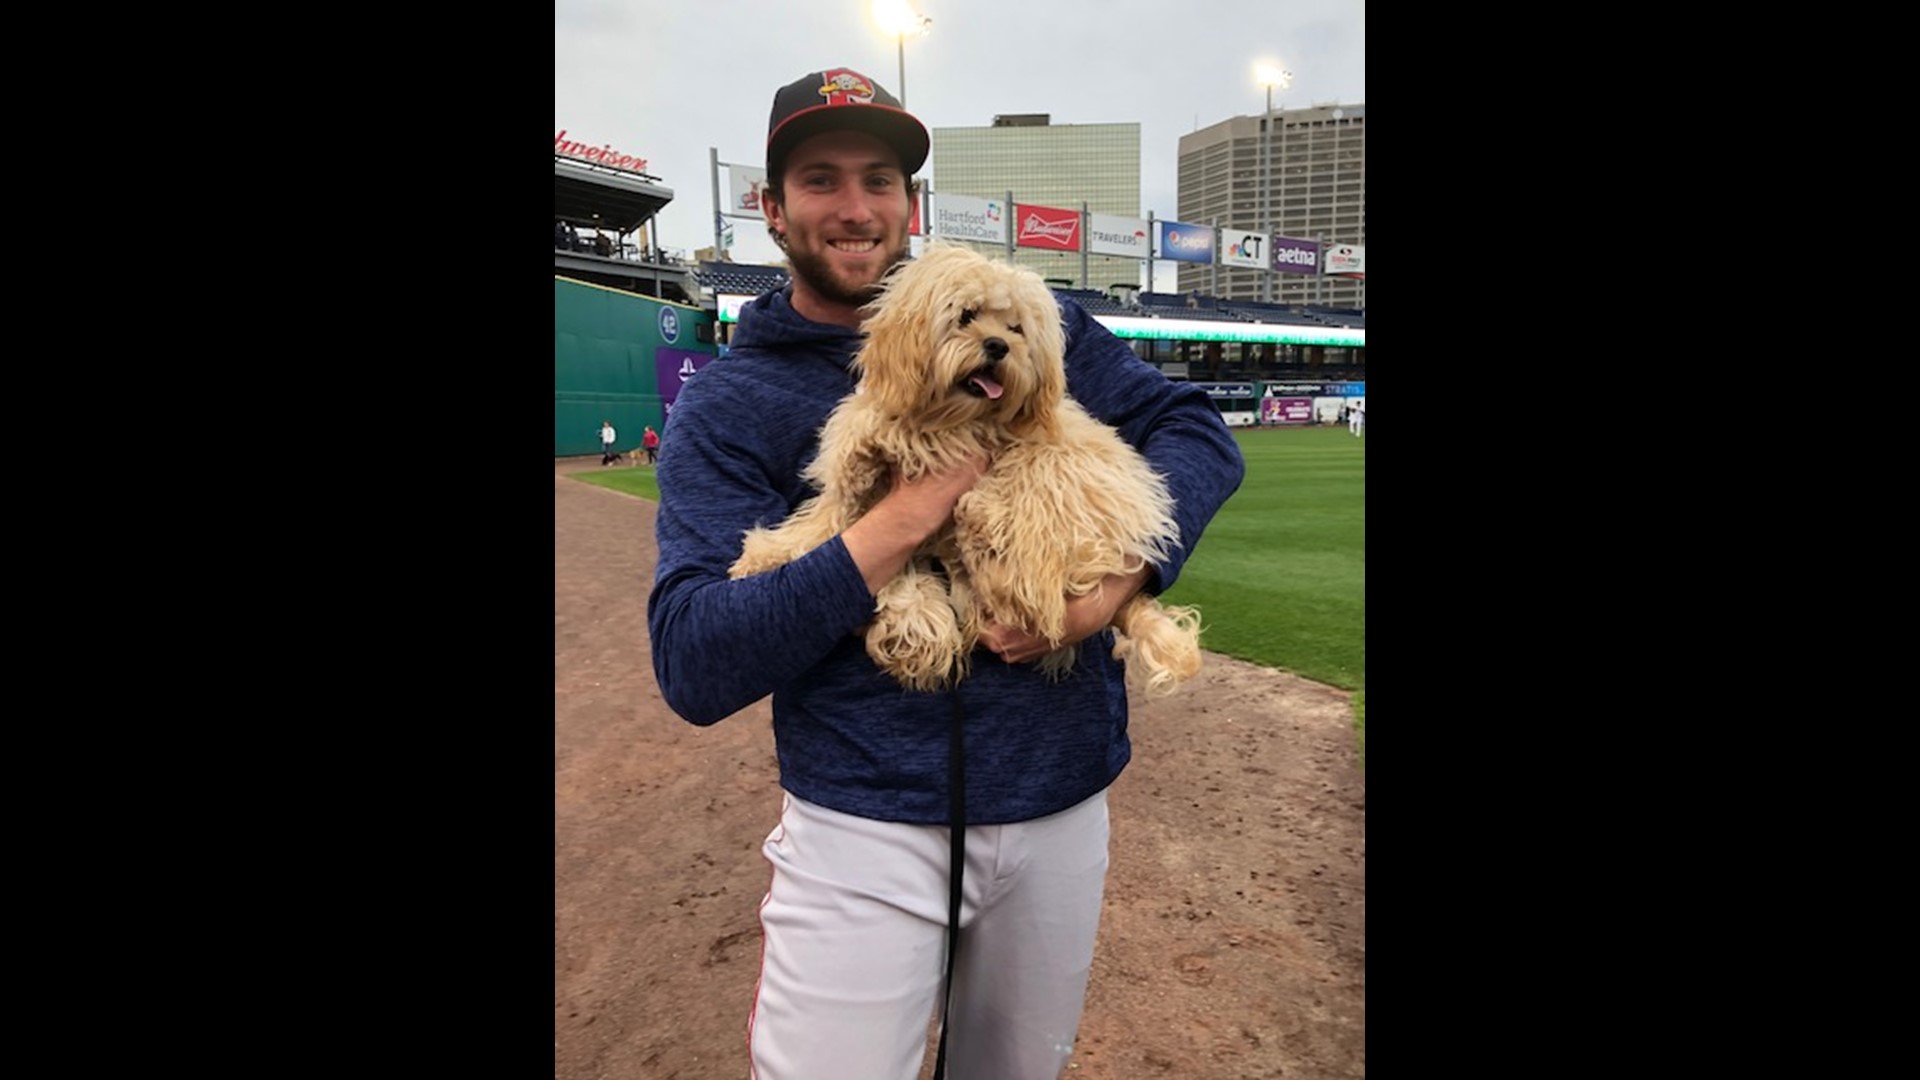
<box><xmin>1176</xmin><ymin>103</ymin><xmax>1365</xmax><ymax>308</ymax></box>
<box><xmin>929</xmin><ymin>115</ymin><xmax>1141</xmax><ymax>290</ymax></box>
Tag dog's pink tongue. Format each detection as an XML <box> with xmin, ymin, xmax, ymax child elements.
<box><xmin>970</xmin><ymin>375</ymin><xmax>1004</xmax><ymax>400</ymax></box>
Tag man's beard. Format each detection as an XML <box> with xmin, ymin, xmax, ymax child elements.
<box><xmin>784</xmin><ymin>235</ymin><xmax>911</xmax><ymax>309</ymax></box>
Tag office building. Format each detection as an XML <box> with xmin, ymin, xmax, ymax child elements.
<box><xmin>1176</xmin><ymin>103</ymin><xmax>1365</xmax><ymax>308</ymax></box>
<box><xmin>930</xmin><ymin>115</ymin><xmax>1141</xmax><ymax>290</ymax></box>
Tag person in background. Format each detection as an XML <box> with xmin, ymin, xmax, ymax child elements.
<box><xmin>600</xmin><ymin>418</ymin><xmax>618</xmax><ymax>466</ymax></box>
<box><xmin>1349</xmin><ymin>398</ymin><xmax>1365</xmax><ymax>437</ymax></box>
<box><xmin>647</xmin><ymin>66</ymin><xmax>1246</xmax><ymax>1080</ymax></box>
<box><xmin>641</xmin><ymin>425</ymin><xmax>660</xmax><ymax>465</ymax></box>
<box><xmin>594</xmin><ymin>229</ymin><xmax>613</xmax><ymax>257</ymax></box>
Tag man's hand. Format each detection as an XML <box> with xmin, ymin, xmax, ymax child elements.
<box><xmin>978</xmin><ymin>566</ymin><xmax>1154</xmax><ymax>664</ymax></box>
<box><xmin>842</xmin><ymin>455</ymin><xmax>990</xmax><ymax>596</ymax></box>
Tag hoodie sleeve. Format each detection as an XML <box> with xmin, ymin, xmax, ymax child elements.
<box><xmin>646</xmin><ymin>372</ymin><xmax>878</xmax><ymax>726</ymax></box>
<box><xmin>1058</xmin><ymin>300</ymin><xmax>1247</xmax><ymax>594</ymax></box>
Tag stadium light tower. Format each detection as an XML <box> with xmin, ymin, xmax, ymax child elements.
<box><xmin>872</xmin><ymin>0</ymin><xmax>932</xmax><ymax>107</ymax></box>
<box><xmin>1255</xmin><ymin>62</ymin><xmax>1292</xmax><ymax>303</ymax></box>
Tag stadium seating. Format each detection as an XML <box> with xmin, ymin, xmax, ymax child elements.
<box><xmin>1136</xmin><ymin>292</ymin><xmax>1248</xmax><ymax>322</ymax></box>
<box><xmin>1303</xmin><ymin>305</ymin><xmax>1366</xmax><ymax>329</ymax></box>
<box><xmin>1049</xmin><ymin>287</ymin><xmax>1138</xmax><ymax>317</ymax></box>
<box><xmin>1219</xmin><ymin>300</ymin><xmax>1324</xmax><ymax>326</ymax></box>
<box><xmin>695</xmin><ymin>262</ymin><xmax>789</xmax><ymax>296</ymax></box>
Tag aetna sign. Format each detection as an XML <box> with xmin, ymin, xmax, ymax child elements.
<box><xmin>1271</xmin><ymin>236</ymin><xmax>1321</xmax><ymax>275</ymax></box>
<box><xmin>555</xmin><ymin>130</ymin><xmax>651</xmax><ymax>176</ymax></box>
<box><xmin>1015</xmin><ymin>204</ymin><xmax>1081</xmax><ymax>251</ymax></box>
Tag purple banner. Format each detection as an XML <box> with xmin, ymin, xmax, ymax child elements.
<box><xmin>1271</xmin><ymin>235</ymin><xmax>1320</xmax><ymax>275</ymax></box>
<box><xmin>657</xmin><ymin>348</ymin><xmax>716</xmax><ymax>416</ymax></box>
<box><xmin>1261</xmin><ymin>396</ymin><xmax>1314</xmax><ymax>425</ymax></box>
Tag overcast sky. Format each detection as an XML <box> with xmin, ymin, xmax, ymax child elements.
<box><xmin>554</xmin><ymin>0</ymin><xmax>1365</xmax><ymax>278</ymax></box>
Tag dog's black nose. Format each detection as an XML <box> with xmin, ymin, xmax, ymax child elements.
<box><xmin>983</xmin><ymin>338</ymin><xmax>1009</xmax><ymax>361</ymax></box>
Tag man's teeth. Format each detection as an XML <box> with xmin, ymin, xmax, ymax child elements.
<box><xmin>831</xmin><ymin>240</ymin><xmax>879</xmax><ymax>252</ymax></box>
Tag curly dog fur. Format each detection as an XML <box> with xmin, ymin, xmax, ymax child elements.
<box><xmin>728</xmin><ymin>242</ymin><xmax>1204</xmax><ymax>694</ymax></box>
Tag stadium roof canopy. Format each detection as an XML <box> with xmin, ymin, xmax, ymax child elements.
<box><xmin>554</xmin><ymin>156</ymin><xmax>674</xmax><ymax>235</ymax></box>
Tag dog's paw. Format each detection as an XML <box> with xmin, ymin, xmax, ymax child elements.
<box><xmin>868</xmin><ymin>578</ymin><xmax>967</xmax><ymax>690</ymax></box>
<box><xmin>868</xmin><ymin>619</ymin><xmax>967</xmax><ymax>690</ymax></box>
<box><xmin>729</xmin><ymin>528</ymin><xmax>798</xmax><ymax>579</ymax></box>
<box><xmin>1112</xmin><ymin>602</ymin><xmax>1204</xmax><ymax>696</ymax></box>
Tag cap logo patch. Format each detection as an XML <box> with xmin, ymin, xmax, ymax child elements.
<box><xmin>817</xmin><ymin>69</ymin><xmax>876</xmax><ymax>105</ymax></box>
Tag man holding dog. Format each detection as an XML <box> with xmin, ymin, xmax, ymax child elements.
<box><xmin>648</xmin><ymin>66</ymin><xmax>1245</xmax><ymax>1080</ymax></box>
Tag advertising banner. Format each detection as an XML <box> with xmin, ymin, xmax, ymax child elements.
<box><xmin>1194</xmin><ymin>382</ymin><xmax>1258</xmax><ymax>399</ymax></box>
<box><xmin>1263</xmin><ymin>381</ymin><xmax>1331</xmax><ymax>397</ymax></box>
<box><xmin>1088</xmin><ymin>213</ymin><xmax>1151</xmax><ymax>258</ymax></box>
<box><xmin>1325</xmin><ymin>243</ymin><xmax>1366</xmax><ymax>277</ymax></box>
<box><xmin>1272</xmin><ymin>235</ymin><xmax>1321</xmax><ymax>275</ymax></box>
<box><xmin>728</xmin><ymin>165</ymin><xmax>769</xmax><ymax>220</ymax></box>
<box><xmin>910</xmin><ymin>180</ymin><xmax>924</xmax><ymax>236</ymax></box>
<box><xmin>656</xmin><ymin>348</ymin><xmax>717</xmax><ymax>418</ymax></box>
<box><xmin>1219</xmin><ymin>229</ymin><xmax>1267</xmax><ymax>269</ymax></box>
<box><xmin>1014</xmin><ymin>203</ymin><xmax>1081</xmax><ymax>251</ymax></box>
<box><xmin>1261</xmin><ymin>397</ymin><xmax>1314</xmax><ymax>425</ymax></box>
<box><xmin>931</xmin><ymin>193</ymin><xmax>1007</xmax><ymax>244</ymax></box>
<box><xmin>555</xmin><ymin>130</ymin><xmax>651</xmax><ymax>176</ymax></box>
<box><xmin>1157</xmin><ymin>221</ymin><xmax>1214</xmax><ymax>264</ymax></box>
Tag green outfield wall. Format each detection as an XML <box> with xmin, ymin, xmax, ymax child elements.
<box><xmin>555</xmin><ymin>276</ymin><xmax>716</xmax><ymax>457</ymax></box>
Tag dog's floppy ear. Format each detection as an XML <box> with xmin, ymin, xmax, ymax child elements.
<box><xmin>1005</xmin><ymin>284</ymin><xmax>1068</xmax><ymax>439</ymax></box>
<box><xmin>853</xmin><ymin>259</ymin><xmax>939</xmax><ymax>416</ymax></box>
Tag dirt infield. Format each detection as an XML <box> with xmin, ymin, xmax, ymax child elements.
<box><xmin>554</xmin><ymin>457</ymin><xmax>1365</xmax><ymax>1078</ymax></box>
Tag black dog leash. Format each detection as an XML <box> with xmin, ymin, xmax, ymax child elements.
<box><xmin>931</xmin><ymin>689</ymin><xmax>967</xmax><ymax>1080</ymax></box>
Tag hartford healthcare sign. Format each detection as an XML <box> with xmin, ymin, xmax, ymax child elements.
<box><xmin>932</xmin><ymin>193</ymin><xmax>1006</xmax><ymax>244</ymax></box>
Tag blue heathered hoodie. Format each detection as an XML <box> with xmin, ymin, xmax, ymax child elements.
<box><xmin>647</xmin><ymin>285</ymin><xmax>1245</xmax><ymax>825</ymax></box>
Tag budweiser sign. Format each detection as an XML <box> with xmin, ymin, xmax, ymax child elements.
<box><xmin>554</xmin><ymin>130</ymin><xmax>650</xmax><ymax>176</ymax></box>
<box><xmin>1014</xmin><ymin>204</ymin><xmax>1081</xmax><ymax>251</ymax></box>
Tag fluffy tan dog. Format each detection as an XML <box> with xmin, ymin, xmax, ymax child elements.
<box><xmin>728</xmin><ymin>242</ymin><xmax>1203</xmax><ymax>694</ymax></box>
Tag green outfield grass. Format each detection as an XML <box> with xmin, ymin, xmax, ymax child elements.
<box><xmin>572</xmin><ymin>423</ymin><xmax>1365</xmax><ymax>759</ymax></box>
<box><xmin>1157</xmin><ymin>424</ymin><xmax>1364</xmax><ymax>764</ymax></box>
<box><xmin>1158</xmin><ymin>425</ymin><xmax>1364</xmax><ymax>691</ymax></box>
<box><xmin>582</xmin><ymin>465</ymin><xmax>660</xmax><ymax>501</ymax></box>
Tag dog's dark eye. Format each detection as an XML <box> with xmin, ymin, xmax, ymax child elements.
<box><xmin>1007</xmin><ymin>324</ymin><xmax>1023</xmax><ymax>335</ymax></box>
<box><xmin>958</xmin><ymin>308</ymin><xmax>977</xmax><ymax>327</ymax></box>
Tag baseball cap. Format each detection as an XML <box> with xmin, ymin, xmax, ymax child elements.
<box><xmin>766</xmin><ymin>67</ymin><xmax>930</xmax><ymax>182</ymax></box>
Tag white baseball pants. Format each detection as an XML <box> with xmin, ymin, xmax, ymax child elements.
<box><xmin>747</xmin><ymin>789</ymin><xmax>1111</xmax><ymax>1080</ymax></box>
